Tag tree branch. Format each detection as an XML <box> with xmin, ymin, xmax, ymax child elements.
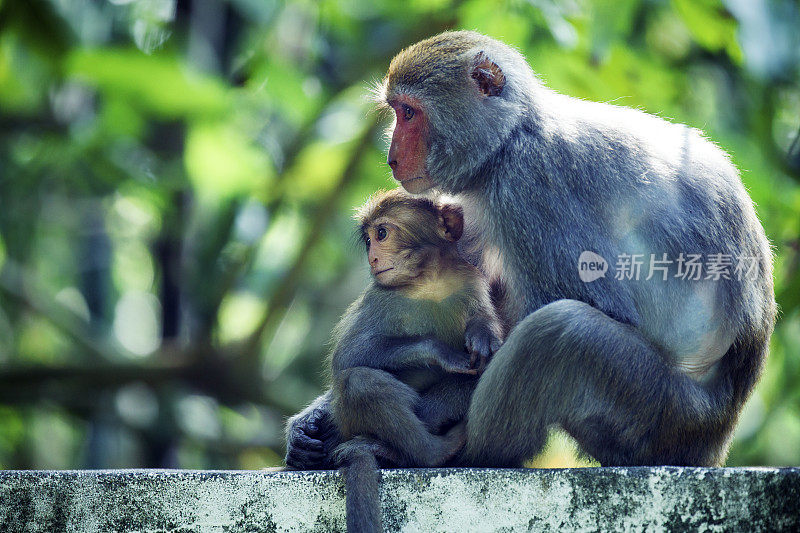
<box><xmin>0</xmin><ymin>260</ymin><xmax>129</xmax><ymax>361</ymax></box>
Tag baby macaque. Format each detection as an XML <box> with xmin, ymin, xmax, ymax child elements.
<box><xmin>329</xmin><ymin>189</ymin><xmax>502</xmax><ymax>532</ymax></box>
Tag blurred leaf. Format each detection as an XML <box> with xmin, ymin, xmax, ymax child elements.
<box><xmin>185</xmin><ymin>121</ymin><xmax>275</xmax><ymax>201</ymax></box>
<box><xmin>263</xmin><ymin>301</ymin><xmax>311</xmax><ymax>379</ymax></box>
<box><xmin>532</xmin><ymin>42</ymin><xmax>678</xmax><ymax>112</ymax></box>
<box><xmin>672</xmin><ymin>0</ymin><xmax>742</xmax><ymax>62</ymax></box>
<box><xmin>0</xmin><ymin>32</ymin><xmax>51</xmax><ymax>112</ymax></box>
<box><xmin>283</xmin><ymin>141</ymin><xmax>349</xmax><ymax>201</ymax></box>
<box><xmin>99</xmin><ymin>96</ymin><xmax>146</xmax><ymax>139</ymax></box>
<box><xmin>645</xmin><ymin>8</ymin><xmax>692</xmax><ymax>62</ymax></box>
<box><xmin>218</xmin><ymin>291</ymin><xmax>266</xmax><ymax>343</ymax></box>
<box><xmin>30</xmin><ymin>408</ymin><xmax>84</xmax><ymax>469</ymax></box>
<box><xmin>588</xmin><ymin>0</ymin><xmax>638</xmax><ymax>56</ymax></box>
<box><xmin>0</xmin><ymin>406</ymin><xmax>25</xmax><ymax>466</ymax></box>
<box><xmin>17</xmin><ymin>317</ymin><xmax>72</xmax><ymax>364</ymax></box>
<box><xmin>460</xmin><ymin>0</ymin><xmax>534</xmax><ymax>50</ymax></box>
<box><xmin>67</xmin><ymin>47</ymin><xmax>230</xmax><ymax>118</ymax></box>
<box><xmin>249</xmin><ymin>58</ymin><xmax>322</xmax><ymax>125</ymax></box>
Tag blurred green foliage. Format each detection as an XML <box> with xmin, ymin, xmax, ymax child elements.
<box><xmin>0</xmin><ymin>0</ymin><xmax>798</xmax><ymax>469</ymax></box>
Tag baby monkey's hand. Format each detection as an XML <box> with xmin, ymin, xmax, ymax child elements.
<box><xmin>465</xmin><ymin>319</ymin><xmax>502</xmax><ymax>373</ymax></box>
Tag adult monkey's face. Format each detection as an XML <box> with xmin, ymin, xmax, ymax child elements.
<box><xmin>386</xmin><ymin>94</ymin><xmax>434</xmax><ymax>194</ymax></box>
<box><xmin>379</xmin><ymin>32</ymin><xmax>507</xmax><ymax>195</ymax></box>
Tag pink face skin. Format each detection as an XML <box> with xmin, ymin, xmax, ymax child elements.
<box><xmin>364</xmin><ymin>220</ymin><xmax>411</xmax><ymax>288</ymax></box>
<box><xmin>366</xmin><ymin>223</ymin><xmax>392</xmax><ymax>276</ymax></box>
<box><xmin>387</xmin><ymin>95</ymin><xmax>435</xmax><ymax>194</ymax></box>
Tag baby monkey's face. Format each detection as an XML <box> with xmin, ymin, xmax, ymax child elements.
<box><xmin>363</xmin><ymin>217</ymin><xmax>428</xmax><ymax>288</ymax></box>
<box><xmin>356</xmin><ymin>189</ymin><xmax>463</xmax><ymax>290</ymax></box>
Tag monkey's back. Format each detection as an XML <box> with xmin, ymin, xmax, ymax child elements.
<box><xmin>479</xmin><ymin>88</ymin><xmax>774</xmax><ymax>376</ymax></box>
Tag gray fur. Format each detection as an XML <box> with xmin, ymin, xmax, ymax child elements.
<box><xmin>285</xmin><ymin>30</ymin><xmax>775</xmax><ymax>472</ymax></box>
<box><xmin>327</xmin><ymin>280</ymin><xmax>489</xmax><ymax>533</ymax></box>
<box><xmin>329</xmin><ymin>277</ymin><xmax>494</xmax><ymax>463</ymax></box>
<box><xmin>393</xmin><ymin>31</ymin><xmax>775</xmax><ymax>467</ymax></box>
<box><xmin>321</xmin><ymin>203</ymin><xmax>500</xmax><ymax>532</ymax></box>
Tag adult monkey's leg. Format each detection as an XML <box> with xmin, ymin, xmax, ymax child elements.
<box><xmin>463</xmin><ymin>299</ymin><xmax>737</xmax><ymax>467</ymax></box>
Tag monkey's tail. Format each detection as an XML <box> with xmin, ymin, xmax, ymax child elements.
<box><xmin>341</xmin><ymin>447</ymin><xmax>382</xmax><ymax>533</ymax></box>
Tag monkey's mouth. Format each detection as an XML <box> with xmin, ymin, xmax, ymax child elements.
<box><xmin>398</xmin><ymin>175</ymin><xmax>433</xmax><ymax>193</ymax></box>
<box><xmin>373</xmin><ymin>267</ymin><xmax>394</xmax><ymax>276</ymax></box>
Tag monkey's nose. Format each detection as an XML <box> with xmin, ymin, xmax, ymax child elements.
<box><xmin>387</xmin><ymin>159</ymin><xmax>398</xmax><ymax>170</ymax></box>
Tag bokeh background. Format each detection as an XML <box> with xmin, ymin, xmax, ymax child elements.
<box><xmin>0</xmin><ymin>0</ymin><xmax>798</xmax><ymax>470</ymax></box>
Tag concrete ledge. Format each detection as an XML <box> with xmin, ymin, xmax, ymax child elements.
<box><xmin>1</xmin><ymin>467</ymin><xmax>798</xmax><ymax>532</ymax></box>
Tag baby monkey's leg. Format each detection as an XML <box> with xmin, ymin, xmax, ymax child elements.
<box><xmin>334</xmin><ymin>366</ymin><xmax>464</xmax><ymax>466</ymax></box>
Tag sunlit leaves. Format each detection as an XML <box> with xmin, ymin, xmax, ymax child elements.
<box><xmin>28</xmin><ymin>409</ymin><xmax>84</xmax><ymax>469</ymax></box>
<box><xmin>218</xmin><ymin>292</ymin><xmax>266</xmax><ymax>343</ymax></box>
<box><xmin>672</xmin><ymin>0</ymin><xmax>742</xmax><ymax>62</ymax></box>
<box><xmin>99</xmin><ymin>96</ymin><xmax>146</xmax><ymax>139</ymax></box>
<box><xmin>283</xmin><ymin>141</ymin><xmax>349</xmax><ymax>200</ymax></box>
<box><xmin>112</xmin><ymin>240</ymin><xmax>156</xmax><ymax>293</ymax></box>
<box><xmin>532</xmin><ymin>43</ymin><xmax>678</xmax><ymax>114</ymax></box>
<box><xmin>185</xmin><ymin>121</ymin><xmax>275</xmax><ymax>201</ymax></box>
<box><xmin>16</xmin><ymin>318</ymin><xmax>72</xmax><ymax>364</ymax></box>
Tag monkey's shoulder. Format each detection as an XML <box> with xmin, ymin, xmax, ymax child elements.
<box><xmin>356</xmin><ymin>282</ymin><xmax>478</xmax><ymax>338</ymax></box>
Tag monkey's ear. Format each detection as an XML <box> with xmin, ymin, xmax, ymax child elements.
<box><xmin>471</xmin><ymin>51</ymin><xmax>505</xmax><ymax>97</ymax></box>
<box><xmin>439</xmin><ymin>204</ymin><xmax>464</xmax><ymax>242</ymax></box>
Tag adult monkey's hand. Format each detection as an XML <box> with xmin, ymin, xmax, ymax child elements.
<box><xmin>284</xmin><ymin>391</ymin><xmax>341</xmax><ymax>470</ymax></box>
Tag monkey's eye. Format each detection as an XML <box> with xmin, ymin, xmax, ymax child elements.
<box><xmin>365</xmin><ymin>237</ymin><xmax>371</xmax><ymax>249</ymax></box>
<box><xmin>402</xmin><ymin>104</ymin><xmax>415</xmax><ymax>121</ymax></box>
<box><xmin>377</xmin><ymin>227</ymin><xmax>388</xmax><ymax>241</ymax></box>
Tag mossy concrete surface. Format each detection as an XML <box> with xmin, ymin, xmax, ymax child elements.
<box><xmin>1</xmin><ymin>467</ymin><xmax>798</xmax><ymax>532</ymax></box>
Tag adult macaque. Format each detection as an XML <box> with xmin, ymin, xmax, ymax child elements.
<box><xmin>287</xmin><ymin>31</ymin><xmax>775</xmax><ymax>469</ymax></box>
<box><xmin>321</xmin><ymin>190</ymin><xmax>502</xmax><ymax>532</ymax></box>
